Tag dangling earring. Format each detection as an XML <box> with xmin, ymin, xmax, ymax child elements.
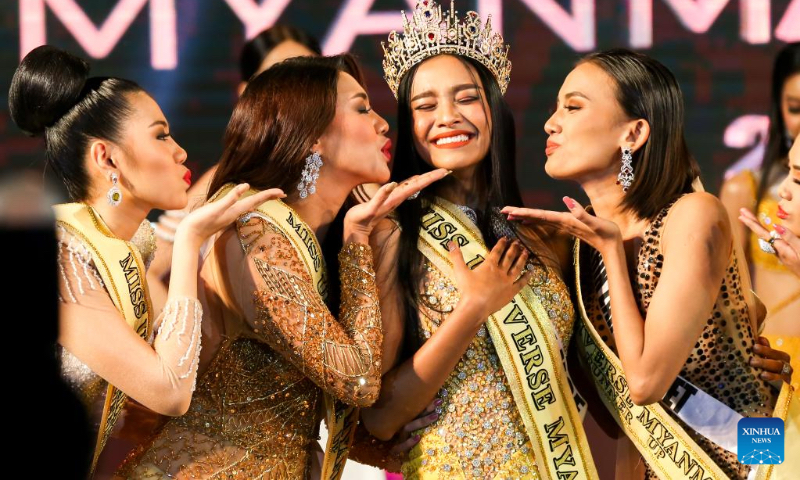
<box><xmin>297</xmin><ymin>151</ymin><xmax>323</xmax><ymax>199</ymax></box>
<box><xmin>107</xmin><ymin>172</ymin><xmax>122</xmax><ymax>206</ymax></box>
<box><xmin>616</xmin><ymin>147</ymin><xmax>634</xmax><ymax>192</ymax></box>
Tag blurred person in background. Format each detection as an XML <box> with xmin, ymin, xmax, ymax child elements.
<box><xmin>740</xmin><ymin>137</ymin><xmax>800</xmax><ymax>389</ymax></box>
<box><xmin>721</xmin><ymin>42</ymin><xmax>800</xmax><ymax>390</ymax></box>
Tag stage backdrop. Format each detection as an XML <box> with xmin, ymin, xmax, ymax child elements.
<box><xmin>1</xmin><ymin>0</ymin><xmax>798</xmax><ymax>208</ymax></box>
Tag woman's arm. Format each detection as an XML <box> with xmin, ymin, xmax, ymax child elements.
<box><xmin>58</xmin><ymin>185</ymin><xmax>283</xmax><ymax>416</ymax></box>
<box><xmin>599</xmin><ymin>193</ymin><xmax>730</xmax><ymax>404</ymax></box>
<box><xmin>720</xmin><ymin>170</ymin><xmax>756</xmax><ymax>253</ymax></box>
<box><xmin>231</xmin><ymin>215</ymin><xmax>383</xmax><ymax>407</ymax></box>
<box><xmin>58</xmin><ymin>237</ymin><xmax>202</xmax><ymax>416</ymax></box>
<box><xmin>503</xmin><ymin>192</ymin><xmax>733</xmax><ymax>405</ymax></box>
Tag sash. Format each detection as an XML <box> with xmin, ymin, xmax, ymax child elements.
<box><xmin>589</xmin><ymin>249</ymin><xmax>743</xmax><ymax>453</ymax></box>
<box><xmin>573</xmin><ymin>238</ymin><xmax>800</xmax><ymax>480</ymax></box>
<box><xmin>54</xmin><ymin>203</ymin><xmax>153</xmax><ymax>474</ymax></box>
<box><xmin>211</xmin><ymin>184</ymin><xmax>355</xmax><ymax>480</ymax></box>
<box><xmin>416</xmin><ymin>198</ymin><xmax>598</xmax><ymax>480</ymax></box>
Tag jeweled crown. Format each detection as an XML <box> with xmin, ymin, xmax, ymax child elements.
<box><xmin>382</xmin><ymin>0</ymin><xmax>512</xmax><ymax>98</ymax></box>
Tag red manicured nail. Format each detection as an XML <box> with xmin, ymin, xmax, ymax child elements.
<box><xmin>563</xmin><ymin>196</ymin><xmax>576</xmax><ymax>209</ymax></box>
<box><xmin>775</xmin><ymin>225</ymin><xmax>786</xmax><ymax>235</ymax></box>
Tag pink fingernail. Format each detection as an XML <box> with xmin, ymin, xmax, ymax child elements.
<box><xmin>563</xmin><ymin>196</ymin><xmax>576</xmax><ymax>209</ymax></box>
<box><xmin>775</xmin><ymin>225</ymin><xmax>786</xmax><ymax>235</ymax></box>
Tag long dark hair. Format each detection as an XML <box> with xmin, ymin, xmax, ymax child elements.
<box><xmin>757</xmin><ymin>42</ymin><xmax>800</xmax><ymax>206</ymax></box>
<box><xmin>8</xmin><ymin>45</ymin><xmax>144</xmax><ymax>201</ymax></box>
<box><xmin>391</xmin><ymin>55</ymin><xmax>526</xmax><ymax>360</ymax></box>
<box><xmin>581</xmin><ymin>49</ymin><xmax>700</xmax><ymax>221</ymax></box>
<box><xmin>208</xmin><ymin>54</ymin><xmax>363</xmax><ymax>310</ymax></box>
<box><xmin>239</xmin><ymin>25</ymin><xmax>321</xmax><ymax>82</ymax></box>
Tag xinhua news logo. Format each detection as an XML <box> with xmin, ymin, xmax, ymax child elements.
<box><xmin>737</xmin><ymin>418</ymin><xmax>784</xmax><ymax>465</ymax></box>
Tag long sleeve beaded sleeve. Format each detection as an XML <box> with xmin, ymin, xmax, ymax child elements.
<box><xmin>56</xmin><ymin>227</ymin><xmax>203</xmax><ymax>415</ymax></box>
<box><xmin>236</xmin><ymin>213</ymin><xmax>383</xmax><ymax>407</ymax></box>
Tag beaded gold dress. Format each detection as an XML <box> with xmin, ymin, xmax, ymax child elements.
<box><xmin>117</xmin><ymin>211</ymin><xmax>382</xmax><ymax>479</ymax></box>
<box><xmin>635</xmin><ymin>200</ymin><xmax>778</xmax><ymax>479</ymax></box>
<box><xmin>402</xmin><ymin>210</ymin><xmax>576</xmax><ymax>480</ymax></box>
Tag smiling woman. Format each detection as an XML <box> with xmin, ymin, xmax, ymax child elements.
<box><xmin>358</xmin><ymin>2</ymin><xmax>599</xmax><ymax>479</ymax></box>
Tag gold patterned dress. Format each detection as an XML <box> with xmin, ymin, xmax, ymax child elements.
<box><xmin>117</xmin><ymin>210</ymin><xmax>382</xmax><ymax>479</ymax></box>
<box><xmin>636</xmin><ymin>200</ymin><xmax>779</xmax><ymax>480</ymax></box>
<box><xmin>403</xmin><ymin>210</ymin><xmax>576</xmax><ymax>480</ymax></box>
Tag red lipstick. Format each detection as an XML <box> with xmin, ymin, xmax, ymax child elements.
<box><xmin>430</xmin><ymin>130</ymin><xmax>474</xmax><ymax>149</ymax></box>
<box><xmin>382</xmin><ymin>139</ymin><xmax>393</xmax><ymax>161</ymax></box>
<box><xmin>183</xmin><ymin>170</ymin><xmax>192</xmax><ymax>186</ymax></box>
<box><xmin>545</xmin><ymin>140</ymin><xmax>560</xmax><ymax>156</ymax></box>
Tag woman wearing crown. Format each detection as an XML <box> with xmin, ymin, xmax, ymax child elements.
<box><xmin>359</xmin><ymin>2</ymin><xmax>599</xmax><ymax>478</ymax></box>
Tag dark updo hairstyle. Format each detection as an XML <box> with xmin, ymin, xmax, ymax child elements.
<box><xmin>239</xmin><ymin>25</ymin><xmax>322</xmax><ymax>83</ymax></box>
<box><xmin>8</xmin><ymin>45</ymin><xmax>145</xmax><ymax>201</ymax></box>
<box><xmin>757</xmin><ymin>42</ymin><xmax>800</xmax><ymax>205</ymax></box>
<box><xmin>580</xmin><ymin>49</ymin><xmax>700</xmax><ymax>221</ymax></box>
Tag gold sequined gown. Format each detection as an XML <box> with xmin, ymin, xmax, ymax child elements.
<box><xmin>403</xmin><ymin>212</ymin><xmax>576</xmax><ymax>480</ymax></box>
<box><xmin>628</xmin><ymin>200</ymin><xmax>777</xmax><ymax>479</ymax></box>
<box><xmin>117</xmin><ymin>212</ymin><xmax>382</xmax><ymax>479</ymax></box>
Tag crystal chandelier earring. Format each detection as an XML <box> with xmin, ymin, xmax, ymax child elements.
<box><xmin>297</xmin><ymin>151</ymin><xmax>323</xmax><ymax>199</ymax></box>
<box><xmin>616</xmin><ymin>147</ymin><xmax>634</xmax><ymax>192</ymax></box>
<box><xmin>107</xmin><ymin>172</ymin><xmax>122</xmax><ymax>206</ymax></box>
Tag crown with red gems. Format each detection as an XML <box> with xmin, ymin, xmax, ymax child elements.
<box><xmin>382</xmin><ymin>0</ymin><xmax>512</xmax><ymax>98</ymax></box>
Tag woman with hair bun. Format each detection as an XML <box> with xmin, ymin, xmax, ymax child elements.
<box><xmin>8</xmin><ymin>45</ymin><xmax>284</xmax><ymax>475</ymax></box>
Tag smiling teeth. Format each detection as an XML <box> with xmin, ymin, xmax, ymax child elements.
<box><xmin>435</xmin><ymin>134</ymin><xmax>470</xmax><ymax>145</ymax></box>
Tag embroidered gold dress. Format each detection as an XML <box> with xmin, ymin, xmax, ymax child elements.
<box><xmin>403</xmin><ymin>213</ymin><xmax>575</xmax><ymax>480</ymax></box>
<box><xmin>117</xmin><ymin>211</ymin><xmax>382</xmax><ymax>479</ymax></box>
<box><xmin>637</xmin><ymin>200</ymin><xmax>778</xmax><ymax>480</ymax></box>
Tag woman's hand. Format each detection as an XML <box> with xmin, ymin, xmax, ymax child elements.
<box><xmin>750</xmin><ymin>336</ymin><xmax>793</xmax><ymax>385</ymax></box>
<box><xmin>343</xmin><ymin>169</ymin><xmax>450</xmax><ymax>244</ymax></box>
<box><xmin>389</xmin><ymin>399</ymin><xmax>441</xmax><ymax>456</ymax></box>
<box><xmin>739</xmin><ymin>208</ymin><xmax>800</xmax><ymax>277</ymax></box>
<box><xmin>177</xmin><ymin>183</ymin><xmax>286</xmax><ymax>247</ymax></box>
<box><xmin>502</xmin><ymin>197</ymin><xmax>622</xmax><ymax>256</ymax></box>
<box><xmin>449</xmin><ymin>237</ymin><xmax>534</xmax><ymax>323</ymax></box>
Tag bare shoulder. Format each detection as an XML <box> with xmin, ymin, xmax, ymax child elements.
<box><xmin>719</xmin><ymin>170</ymin><xmax>756</xmax><ymax>211</ymax></box>
<box><xmin>663</xmin><ymin>192</ymin><xmax>732</xmax><ymax>250</ymax></box>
